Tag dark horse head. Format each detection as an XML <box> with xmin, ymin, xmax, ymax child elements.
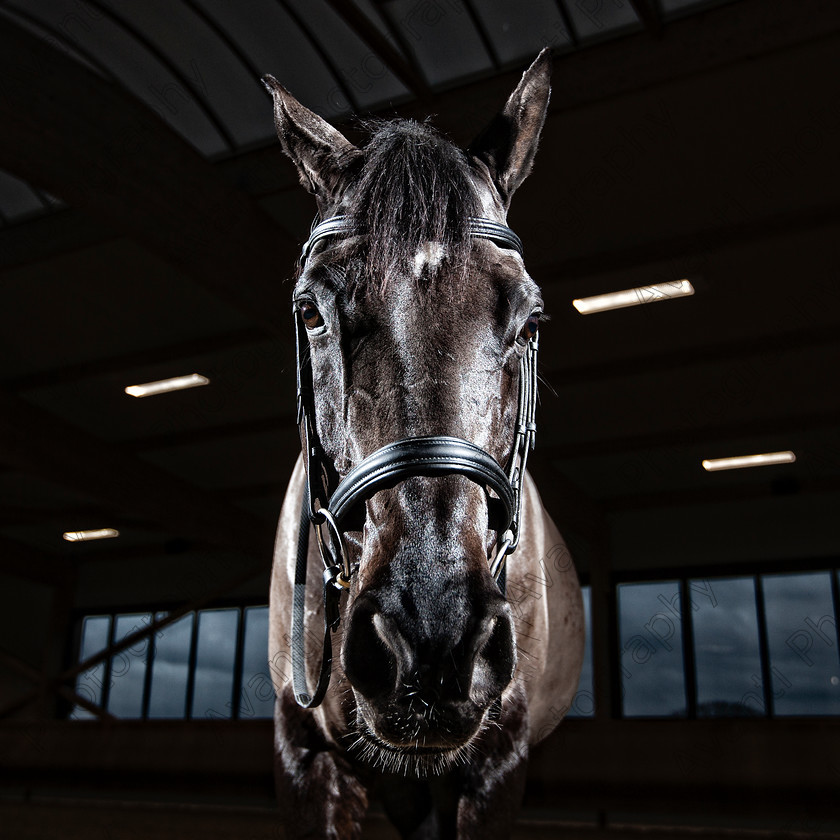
<box><xmin>265</xmin><ymin>51</ymin><xmax>551</xmax><ymax>776</ymax></box>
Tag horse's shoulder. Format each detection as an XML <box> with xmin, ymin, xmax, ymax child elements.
<box><xmin>513</xmin><ymin>471</ymin><xmax>585</xmax><ymax>740</ymax></box>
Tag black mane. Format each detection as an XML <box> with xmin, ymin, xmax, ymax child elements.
<box><xmin>347</xmin><ymin>119</ymin><xmax>480</xmax><ymax>290</ymax></box>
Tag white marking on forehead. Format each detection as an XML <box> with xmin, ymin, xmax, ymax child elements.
<box><xmin>477</xmin><ymin>189</ymin><xmax>502</xmax><ymax>219</ymax></box>
<box><xmin>413</xmin><ymin>241</ymin><xmax>445</xmax><ymax>278</ymax></box>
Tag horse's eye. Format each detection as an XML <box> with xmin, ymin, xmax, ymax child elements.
<box><xmin>299</xmin><ymin>302</ymin><xmax>323</xmax><ymax>330</ymax></box>
<box><xmin>520</xmin><ymin>313</ymin><xmax>540</xmax><ymax>343</ymax></box>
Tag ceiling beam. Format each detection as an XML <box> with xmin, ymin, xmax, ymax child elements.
<box><xmin>0</xmin><ymin>207</ymin><xmax>113</xmax><ymax>273</ymax></box>
<box><xmin>128</xmin><ymin>415</ymin><xmax>292</xmax><ymax>453</ymax></box>
<box><xmin>226</xmin><ymin>0</ymin><xmax>840</xmax><ymax>188</ymax></box>
<box><xmin>536</xmin><ymin>203</ymin><xmax>840</xmax><ymax>286</ymax></box>
<box><xmin>2</xmin><ymin>327</ymin><xmax>267</xmax><ymax>394</ymax></box>
<box><xmin>3</xmin><ymin>1</ymin><xmax>838</xmax><ymax>276</ymax></box>
<box><xmin>544</xmin><ymin>323</ymin><xmax>840</xmax><ymax>391</ymax></box>
<box><xmin>544</xmin><ymin>408</ymin><xmax>840</xmax><ymax>463</ymax></box>
<box><xmin>628</xmin><ymin>0</ymin><xmax>662</xmax><ymax>37</ymax></box>
<box><xmin>605</xmin><ymin>474</ymin><xmax>840</xmax><ymax>513</ymax></box>
<box><xmin>324</xmin><ymin>0</ymin><xmax>435</xmax><ymax>107</ymax></box>
<box><xmin>0</xmin><ymin>387</ymin><xmax>273</xmax><ymax>558</ymax></box>
<box><xmin>391</xmin><ymin>0</ymin><xmax>840</xmax><ymax>144</ymax></box>
<box><xmin>0</xmin><ymin>535</ymin><xmax>73</xmax><ymax>587</ymax></box>
<box><xmin>4</xmin><ymin>203</ymin><xmax>838</xmax><ymax>401</ymax></box>
<box><xmin>0</xmin><ymin>16</ymin><xmax>295</xmax><ymax>337</ymax></box>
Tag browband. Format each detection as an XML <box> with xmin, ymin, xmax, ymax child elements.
<box><xmin>467</xmin><ymin>217</ymin><xmax>523</xmax><ymax>255</ymax></box>
<box><xmin>300</xmin><ymin>215</ymin><xmax>524</xmax><ymax>262</ymax></box>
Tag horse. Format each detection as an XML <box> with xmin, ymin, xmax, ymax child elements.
<box><xmin>264</xmin><ymin>50</ymin><xmax>584</xmax><ymax>840</ymax></box>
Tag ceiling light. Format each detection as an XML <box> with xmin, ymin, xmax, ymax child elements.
<box><xmin>573</xmin><ymin>279</ymin><xmax>695</xmax><ymax>314</ymax></box>
<box><xmin>63</xmin><ymin>528</ymin><xmax>120</xmax><ymax>542</ymax></box>
<box><xmin>702</xmin><ymin>451</ymin><xmax>796</xmax><ymax>472</ymax></box>
<box><xmin>125</xmin><ymin>373</ymin><xmax>209</xmax><ymax>398</ymax></box>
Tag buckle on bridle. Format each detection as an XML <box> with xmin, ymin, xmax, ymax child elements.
<box><xmin>489</xmin><ymin>529</ymin><xmax>515</xmax><ymax>581</ymax></box>
<box><xmin>312</xmin><ymin>507</ymin><xmax>352</xmax><ymax>584</ymax></box>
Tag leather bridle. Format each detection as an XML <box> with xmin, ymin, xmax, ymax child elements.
<box><xmin>291</xmin><ymin>214</ymin><xmax>538</xmax><ymax>708</ymax></box>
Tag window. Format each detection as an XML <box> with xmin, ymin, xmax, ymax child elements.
<box><xmin>762</xmin><ymin>572</ymin><xmax>840</xmax><ymax>716</ymax></box>
<box><xmin>107</xmin><ymin>612</ymin><xmax>153</xmax><ymax>718</ymax></box>
<box><xmin>618</xmin><ymin>580</ymin><xmax>687</xmax><ymax>717</ymax></box>
<box><xmin>71</xmin><ymin>605</ymin><xmax>274</xmax><ymax>720</ymax></box>
<box><xmin>73</xmin><ymin>615</ymin><xmax>111</xmax><ymax>717</ymax></box>
<box><xmin>72</xmin><ymin>589</ymin><xmax>594</xmax><ymax>721</ymax></box>
<box><xmin>617</xmin><ymin>568</ymin><xmax>840</xmax><ymax>718</ymax></box>
<box><xmin>72</xmin><ymin>568</ymin><xmax>840</xmax><ymax>722</ymax></box>
<box><xmin>191</xmin><ymin>608</ymin><xmax>239</xmax><ymax>719</ymax></box>
<box><xmin>691</xmin><ymin>577</ymin><xmax>762</xmax><ymax>717</ymax></box>
<box><xmin>148</xmin><ymin>612</ymin><xmax>192</xmax><ymax>718</ymax></box>
<box><xmin>239</xmin><ymin>605</ymin><xmax>277</xmax><ymax>719</ymax></box>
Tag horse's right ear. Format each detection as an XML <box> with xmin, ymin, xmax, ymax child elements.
<box><xmin>468</xmin><ymin>49</ymin><xmax>552</xmax><ymax>208</ymax></box>
<box><xmin>262</xmin><ymin>75</ymin><xmax>361</xmax><ymax>205</ymax></box>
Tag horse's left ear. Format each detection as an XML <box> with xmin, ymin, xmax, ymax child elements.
<box><xmin>262</xmin><ymin>75</ymin><xmax>361</xmax><ymax>206</ymax></box>
<box><xmin>469</xmin><ymin>48</ymin><xmax>552</xmax><ymax>207</ymax></box>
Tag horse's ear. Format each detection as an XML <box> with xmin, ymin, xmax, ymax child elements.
<box><xmin>262</xmin><ymin>75</ymin><xmax>361</xmax><ymax>204</ymax></box>
<box><xmin>469</xmin><ymin>49</ymin><xmax>552</xmax><ymax>207</ymax></box>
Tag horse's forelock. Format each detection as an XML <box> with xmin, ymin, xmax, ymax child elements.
<box><xmin>347</xmin><ymin>119</ymin><xmax>480</xmax><ymax>294</ymax></box>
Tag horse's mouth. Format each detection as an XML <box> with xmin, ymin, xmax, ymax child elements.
<box><xmin>350</xmin><ymin>724</ymin><xmax>478</xmax><ymax>778</ymax></box>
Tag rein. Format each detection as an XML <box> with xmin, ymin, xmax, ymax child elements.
<box><xmin>291</xmin><ymin>215</ymin><xmax>538</xmax><ymax>708</ymax></box>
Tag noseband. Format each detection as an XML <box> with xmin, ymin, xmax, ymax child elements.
<box><xmin>291</xmin><ymin>215</ymin><xmax>538</xmax><ymax>707</ymax></box>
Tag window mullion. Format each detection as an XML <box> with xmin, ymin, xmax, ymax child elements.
<box><xmin>185</xmin><ymin>612</ymin><xmax>199</xmax><ymax>719</ymax></box>
<box><xmin>754</xmin><ymin>577</ymin><xmax>774</xmax><ymax>718</ymax></box>
<box><xmin>230</xmin><ymin>608</ymin><xmax>246</xmax><ymax>721</ymax></box>
<box><xmin>100</xmin><ymin>614</ymin><xmax>115</xmax><ymax>714</ymax></box>
<box><xmin>680</xmin><ymin>578</ymin><xmax>698</xmax><ymax>719</ymax></box>
<box><xmin>141</xmin><ymin>615</ymin><xmax>158</xmax><ymax>720</ymax></box>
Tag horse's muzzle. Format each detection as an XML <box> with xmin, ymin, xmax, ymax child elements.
<box><xmin>342</xmin><ymin>584</ymin><xmax>516</xmax><ymax>752</ymax></box>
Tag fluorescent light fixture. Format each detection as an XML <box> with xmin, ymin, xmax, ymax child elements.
<box><xmin>63</xmin><ymin>528</ymin><xmax>120</xmax><ymax>542</ymax></box>
<box><xmin>125</xmin><ymin>373</ymin><xmax>209</xmax><ymax>398</ymax></box>
<box><xmin>702</xmin><ymin>451</ymin><xmax>796</xmax><ymax>472</ymax></box>
<box><xmin>573</xmin><ymin>279</ymin><xmax>695</xmax><ymax>314</ymax></box>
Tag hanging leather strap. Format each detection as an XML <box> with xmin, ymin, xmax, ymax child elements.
<box><xmin>291</xmin><ymin>484</ymin><xmax>344</xmax><ymax>708</ymax></box>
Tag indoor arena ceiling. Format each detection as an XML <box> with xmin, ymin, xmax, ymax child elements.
<box><xmin>1</xmin><ymin>0</ymin><xmax>839</xmax><ymax>603</ymax></box>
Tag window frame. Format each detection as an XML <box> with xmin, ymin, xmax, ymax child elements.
<box><xmin>67</xmin><ymin>557</ymin><xmax>840</xmax><ymax>723</ymax></box>
<box><xmin>611</xmin><ymin>558</ymin><xmax>840</xmax><ymax>720</ymax></box>
<box><xmin>67</xmin><ymin>596</ymin><xmax>271</xmax><ymax>722</ymax></box>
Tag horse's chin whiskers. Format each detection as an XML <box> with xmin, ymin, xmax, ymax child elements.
<box><xmin>342</xmin><ymin>696</ymin><xmax>503</xmax><ymax>778</ymax></box>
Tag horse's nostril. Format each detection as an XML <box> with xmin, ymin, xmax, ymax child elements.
<box><xmin>474</xmin><ymin>611</ymin><xmax>516</xmax><ymax>701</ymax></box>
<box><xmin>344</xmin><ymin>591</ymin><xmax>516</xmax><ymax>711</ymax></box>
<box><xmin>343</xmin><ymin>598</ymin><xmax>398</xmax><ymax>700</ymax></box>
